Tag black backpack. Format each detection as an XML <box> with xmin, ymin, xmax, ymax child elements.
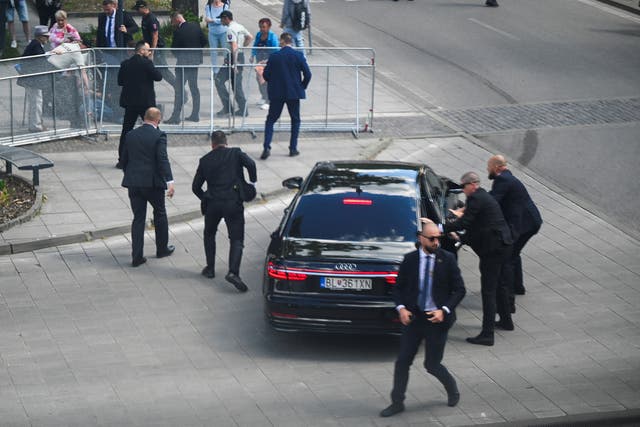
<box><xmin>292</xmin><ymin>0</ymin><xmax>309</xmax><ymax>31</ymax></box>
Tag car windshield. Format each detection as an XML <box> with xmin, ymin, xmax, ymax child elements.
<box><xmin>286</xmin><ymin>167</ymin><xmax>419</xmax><ymax>242</ymax></box>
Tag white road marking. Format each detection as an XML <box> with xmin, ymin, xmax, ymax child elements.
<box><xmin>468</xmin><ymin>18</ymin><xmax>520</xmax><ymax>40</ymax></box>
<box><xmin>576</xmin><ymin>0</ymin><xmax>640</xmax><ymax>23</ymax></box>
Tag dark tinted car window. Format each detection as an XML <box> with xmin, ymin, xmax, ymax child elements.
<box><xmin>286</xmin><ymin>167</ymin><xmax>419</xmax><ymax>242</ymax></box>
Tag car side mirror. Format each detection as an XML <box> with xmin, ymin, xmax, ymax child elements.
<box><xmin>282</xmin><ymin>176</ymin><xmax>303</xmax><ymax>189</ymax></box>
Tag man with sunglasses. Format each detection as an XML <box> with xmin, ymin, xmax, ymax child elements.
<box><xmin>380</xmin><ymin>221</ymin><xmax>466</xmax><ymax>417</ymax></box>
<box><xmin>444</xmin><ymin>172</ymin><xmax>513</xmax><ymax>346</ymax></box>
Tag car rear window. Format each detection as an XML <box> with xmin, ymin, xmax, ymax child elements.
<box><xmin>286</xmin><ymin>167</ymin><xmax>419</xmax><ymax>242</ymax></box>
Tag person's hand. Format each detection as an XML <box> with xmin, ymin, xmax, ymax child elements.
<box><xmin>398</xmin><ymin>307</ymin><xmax>413</xmax><ymax>326</ymax></box>
<box><xmin>426</xmin><ymin>309</ymin><xmax>444</xmax><ymax>323</ymax></box>
<box><xmin>119</xmin><ymin>24</ymin><xmax>127</xmax><ymax>33</ymax></box>
<box><xmin>166</xmin><ymin>182</ymin><xmax>175</xmax><ymax>198</ymax></box>
<box><xmin>448</xmin><ymin>207</ymin><xmax>465</xmax><ymax>218</ymax></box>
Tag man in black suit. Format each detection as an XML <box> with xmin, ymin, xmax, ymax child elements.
<box><xmin>380</xmin><ymin>221</ymin><xmax>466</xmax><ymax>418</ymax></box>
<box><xmin>192</xmin><ymin>131</ymin><xmax>257</xmax><ymax>292</ymax></box>
<box><xmin>117</xmin><ymin>41</ymin><xmax>162</xmax><ymax>169</ymax></box>
<box><xmin>444</xmin><ymin>172</ymin><xmax>513</xmax><ymax>346</ymax></box>
<box><xmin>96</xmin><ymin>0</ymin><xmax>138</xmax><ymax>49</ymax></box>
<box><xmin>165</xmin><ymin>13</ymin><xmax>207</xmax><ymax>124</ymax></box>
<box><xmin>121</xmin><ymin>107</ymin><xmax>175</xmax><ymax>267</ymax></box>
<box><xmin>488</xmin><ymin>155</ymin><xmax>542</xmax><ymax>301</ymax></box>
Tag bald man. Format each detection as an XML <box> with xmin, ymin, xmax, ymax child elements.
<box><xmin>380</xmin><ymin>221</ymin><xmax>466</xmax><ymax>417</ymax></box>
<box><xmin>121</xmin><ymin>107</ymin><xmax>175</xmax><ymax>267</ymax></box>
<box><xmin>487</xmin><ymin>155</ymin><xmax>542</xmax><ymax>303</ymax></box>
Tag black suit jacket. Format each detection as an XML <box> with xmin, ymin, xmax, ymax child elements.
<box><xmin>118</xmin><ymin>53</ymin><xmax>162</xmax><ymax>108</ymax></box>
<box><xmin>490</xmin><ymin>170</ymin><xmax>542</xmax><ymax>239</ymax></box>
<box><xmin>97</xmin><ymin>10</ymin><xmax>139</xmax><ymax>48</ymax></box>
<box><xmin>121</xmin><ymin>124</ymin><xmax>173</xmax><ymax>189</ymax></box>
<box><xmin>192</xmin><ymin>147</ymin><xmax>257</xmax><ymax>202</ymax></box>
<box><xmin>444</xmin><ymin>187</ymin><xmax>512</xmax><ymax>257</ymax></box>
<box><xmin>172</xmin><ymin>21</ymin><xmax>207</xmax><ymax>65</ymax></box>
<box><xmin>394</xmin><ymin>248</ymin><xmax>466</xmax><ymax>328</ymax></box>
<box><xmin>19</xmin><ymin>39</ymin><xmax>50</xmax><ymax>90</ymax></box>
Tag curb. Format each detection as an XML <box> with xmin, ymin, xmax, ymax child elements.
<box><xmin>468</xmin><ymin>408</ymin><xmax>640</xmax><ymax>427</ymax></box>
<box><xmin>597</xmin><ymin>0</ymin><xmax>640</xmax><ymax>15</ymax></box>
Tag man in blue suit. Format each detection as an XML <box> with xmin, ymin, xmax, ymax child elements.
<box><xmin>488</xmin><ymin>155</ymin><xmax>542</xmax><ymax>307</ymax></box>
<box><xmin>260</xmin><ymin>32</ymin><xmax>312</xmax><ymax>159</ymax></box>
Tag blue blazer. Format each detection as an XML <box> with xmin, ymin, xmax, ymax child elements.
<box><xmin>490</xmin><ymin>170</ymin><xmax>542</xmax><ymax>239</ymax></box>
<box><xmin>263</xmin><ymin>45</ymin><xmax>312</xmax><ymax>101</ymax></box>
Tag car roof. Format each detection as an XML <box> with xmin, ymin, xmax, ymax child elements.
<box><xmin>313</xmin><ymin>160</ymin><xmax>425</xmax><ymax>172</ymax></box>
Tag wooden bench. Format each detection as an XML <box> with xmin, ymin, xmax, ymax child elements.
<box><xmin>0</xmin><ymin>145</ymin><xmax>54</xmax><ymax>186</ymax></box>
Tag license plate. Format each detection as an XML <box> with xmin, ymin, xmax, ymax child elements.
<box><xmin>320</xmin><ymin>276</ymin><xmax>372</xmax><ymax>291</ymax></box>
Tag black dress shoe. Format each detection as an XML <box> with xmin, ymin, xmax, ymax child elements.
<box><xmin>215</xmin><ymin>109</ymin><xmax>230</xmax><ymax>117</ymax></box>
<box><xmin>495</xmin><ymin>320</ymin><xmax>514</xmax><ymax>331</ymax></box>
<box><xmin>514</xmin><ymin>287</ymin><xmax>525</xmax><ymax>295</ymax></box>
<box><xmin>260</xmin><ymin>148</ymin><xmax>270</xmax><ymax>160</ymax></box>
<box><xmin>485</xmin><ymin>0</ymin><xmax>499</xmax><ymax>6</ymax></box>
<box><xmin>156</xmin><ymin>245</ymin><xmax>175</xmax><ymax>258</ymax></box>
<box><xmin>165</xmin><ymin>117</ymin><xmax>180</xmax><ymax>125</ymax></box>
<box><xmin>201</xmin><ymin>266</ymin><xmax>215</xmax><ymax>278</ymax></box>
<box><xmin>186</xmin><ymin>115</ymin><xmax>199</xmax><ymax>122</ymax></box>
<box><xmin>131</xmin><ymin>257</ymin><xmax>147</xmax><ymax>267</ymax></box>
<box><xmin>466</xmin><ymin>334</ymin><xmax>494</xmax><ymax>346</ymax></box>
<box><xmin>115</xmin><ymin>162</ymin><xmax>123</xmax><ymax>169</ymax></box>
<box><xmin>380</xmin><ymin>402</ymin><xmax>404</xmax><ymax>417</ymax></box>
<box><xmin>225</xmin><ymin>272</ymin><xmax>248</xmax><ymax>292</ymax></box>
<box><xmin>447</xmin><ymin>391</ymin><xmax>460</xmax><ymax>407</ymax></box>
<box><xmin>289</xmin><ymin>149</ymin><xmax>300</xmax><ymax>157</ymax></box>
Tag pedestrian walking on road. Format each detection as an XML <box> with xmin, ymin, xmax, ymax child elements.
<box><xmin>165</xmin><ymin>12</ymin><xmax>207</xmax><ymax>124</ymax></box>
<box><xmin>133</xmin><ymin>0</ymin><xmax>176</xmax><ymax>87</ymax></box>
<box><xmin>444</xmin><ymin>172</ymin><xmax>513</xmax><ymax>346</ymax></box>
<box><xmin>280</xmin><ymin>0</ymin><xmax>310</xmax><ymax>54</ymax></box>
<box><xmin>120</xmin><ymin>107</ymin><xmax>175</xmax><ymax>267</ymax></box>
<box><xmin>251</xmin><ymin>17</ymin><xmax>279</xmax><ymax>111</ymax></box>
<box><xmin>380</xmin><ymin>221</ymin><xmax>466</xmax><ymax>417</ymax></box>
<box><xmin>117</xmin><ymin>41</ymin><xmax>162</xmax><ymax>169</ymax></box>
<box><xmin>192</xmin><ymin>130</ymin><xmax>257</xmax><ymax>293</ymax></box>
<box><xmin>260</xmin><ymin>32</ymin><xmax>312</xmax><ymax>160</ymax></box>
<box><xmin>487</xmin><ymin>155</ymin><xmax>542</xmax><ymax>306</ymax></box>
<box><xmin>214</xmin><ymin>10</ymin><xmax>253</xmax><ymax>118</ymax></box>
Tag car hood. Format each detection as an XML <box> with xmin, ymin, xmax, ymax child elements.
<box><xmin>282</xmin><ymin>237</ymin><xmax>415</xmax><ymax>262</ymax></box>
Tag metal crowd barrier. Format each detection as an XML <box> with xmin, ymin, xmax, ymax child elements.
<box><xmin>0</xmin><ymin>46</ymin><xmax>375</xmax><ymax>147</ymax></box>
<box><xmin>0</xmin><ymin>50</ymin><xmax>98</xmax><ymax>147</ymax></box>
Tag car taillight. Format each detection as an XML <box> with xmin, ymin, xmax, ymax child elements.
<box><xmin>271</xmin><ymin>311</ymin><xmax>299</xmax><ymax>319</ymax></box>
<box><xmin>385</xmin><ymin>275</ymin><xmax>397</xmax><ymax>285</ymax></box>
<box><xmin>342</xmin><ymin>198</ymin><xmax>373</xmax><ymax>205</ymax></box>
<box><xmin>267</xmin><ymin>262</ymin><xmax>308</xmax><ymax>281</ymax></box>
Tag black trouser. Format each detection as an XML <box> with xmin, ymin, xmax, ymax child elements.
<box><xmin>0</xmin><ymin>1</ymin><xmax>7</xmax><ymax>52</ymax></box>
<box><xmin>510</xmin><ymin>227</ymin><xmax>538</xmax><ymax>294</ymax></box>
<box><xmin>203</xmin><ymin>199</ymin><xmax>245</xmax><ymax>275</ymax></box>
<box><xmin>391</xmin><ymin>315</ymin><xmax>457</xmax><ymax>404</ymax></box>
<box><xmin>479</xmin><ymin>244</ymin><xmax>512</xmax><ymax>335</ymax></box>
<box><xmin>35</xmin><ymin>0</ymin><xmax>58</xmax><ymax>27</ymax></box>
<box><xmin>214</xmin><ymin>56</ymin><xmax>246</xmax><ymax>113</ymax></box>
<box><xmin>128</xmin><ymin>187</ymin><xmax>169</xmax><ymax>262</ymax></box>
<box><xmin>171</xmin><ymin>67</ymin><xmax>199</xmax><ymax>120</ymax></box>
<box><xmin>119</xmin><ymin>106</ymin><xmax>147</xmax><ymax>161</ymax></box>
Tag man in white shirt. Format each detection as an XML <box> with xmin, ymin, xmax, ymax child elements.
<box><xmin>214</xmin><ymin>10</ymin><xmax>253</xmax><ymax>117</ymax></box>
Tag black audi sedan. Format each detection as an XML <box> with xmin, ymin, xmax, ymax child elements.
<box><xmin>263</xmin><ymin>161</ymin><xmax>461</xmax><ymax>335</ymax></box>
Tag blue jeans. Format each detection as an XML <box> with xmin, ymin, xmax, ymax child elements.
<box><xmin>208</xmin><ymin>30</ymin><xmax>227</xmax><ymax>73</ymax></box>
<box><xmin>283</xmin><ymin>27</ymin><xmax>305</xmax><ymax>55</ymax></box>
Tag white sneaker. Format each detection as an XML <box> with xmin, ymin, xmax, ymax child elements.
<box><xmin>255</xmin><ymin>99</ymin><xmax>266</xmax><ymax>106</ymax></box>
<box><xmin>260</xmin><ymin>103</ymin><xmax>269</xmax><ymax>110</ymax></box>
<box><xmin>10</xmin><ymin>40</ymin><xmax>17</xmax><ymax>49</ymax></box>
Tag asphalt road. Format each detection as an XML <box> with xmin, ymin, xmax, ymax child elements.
<box><xmin>250</xmin><ymin>0</ymin><xmax>640</xmax><ymax>235</ymax></box>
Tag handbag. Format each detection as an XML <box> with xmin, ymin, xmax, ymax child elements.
<box><xmin>233</xmin><ymin>148</ymin><xmax>256</xmax><ymax>202</ymax></box>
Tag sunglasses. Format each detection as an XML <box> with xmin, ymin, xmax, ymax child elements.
<box><xmin>417</xmin><ymin>233</ymin><xmax>441</xmax><ymax>242</ymax></box>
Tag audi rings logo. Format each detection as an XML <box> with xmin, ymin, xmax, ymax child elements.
<box><xmin>335</xmin><ymin>263</ymin><xmax>357</xmax><ymax>271</ymax></box>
